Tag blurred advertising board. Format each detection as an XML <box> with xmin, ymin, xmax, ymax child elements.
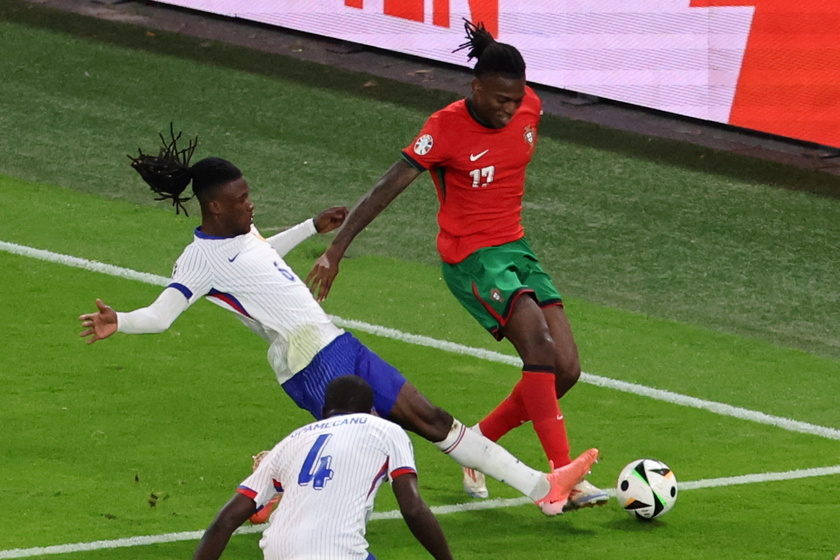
<box><xmin>157</xmin><ymin>0</ymin><xmax>840</xmax><ymax>147</ymax></box>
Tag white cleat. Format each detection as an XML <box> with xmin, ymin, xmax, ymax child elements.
<box><xmin>462</xmin><ymin>467</ymin><xmax>489</xmax><ymax>499</ymax></box>
<box><xmin>563</xmin><ymin>479</ymin><xmax>609</xmax><ymax>512</ymax></box>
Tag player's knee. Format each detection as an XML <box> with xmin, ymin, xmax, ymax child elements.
<box><xmin>555</xmin><ymin>357</ymin><xmax>581</xmax><ymax>393</ymax></box>
<box><xmin>405</xmin><ymin>405</ymin><xmax>452</xmax><ymax>442</ymax></box>
<box><xmin>393</xmin><ymin>392</ymin><xmax>453</xmax><ymax>442</ymax></box>
<box><xmin>557</xmin><ymin>364</ymin><xmax>580</xmax><ymax>385</ymax></box>
<box><xmin>422</xmin><ymin>406</ymin><xmax>454</xmax><ymax>442</ymax></box>
<box><xmin>517</xmin><ymin>330</ymin><xmax>557</xmax><ymax>365</ymax></box>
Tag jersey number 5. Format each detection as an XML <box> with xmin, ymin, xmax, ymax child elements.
<box><xmin>469</xmin><ymin>165</ymin><xmax>495</xmax><ymax>188</ymax></box>
<box><xmin>298</xmin><ymin>433</ymin><xmax>334</xmax><ymax>490</ymax></box>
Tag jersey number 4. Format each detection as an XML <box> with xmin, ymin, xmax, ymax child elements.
<box><xmin>298</xmin><ymin>433</ymin><xmax>334</xmax><ymax>490</ymax></box>
<box><xmin>469</xmin><ymin>165</ymin><xmax>495</xmax><ymax>188</ymax></box>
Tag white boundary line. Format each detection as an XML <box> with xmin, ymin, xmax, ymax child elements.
<box><xmin>3</xmin><ymin>239</ymin><xmax>836</xmax><ymax>441</ymax></box>
<box><xmin>2</xmin><ymin>465</ymin><xmax>839</xmax><ymax>559</ymax></box>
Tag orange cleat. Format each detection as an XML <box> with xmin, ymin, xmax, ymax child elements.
<box><xmin>249</xmin><ymin>493</ymin><xmax>281</xmax><ymax>524</ymax></box>
<box><xmin>248</xmin><ymin>450</ymin><xmax>281</xmax><ymax>524</ymax></box>
<box><xmin>535</xmin><ymin>448</ymin><xmax>600</xmax><ymax>516</ymax></box>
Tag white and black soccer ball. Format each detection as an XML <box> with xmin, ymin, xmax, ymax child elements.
<box><xmin>616</xmin><ymin>458</ymin><xmax>678</xmax><ymax>520</ymax></box>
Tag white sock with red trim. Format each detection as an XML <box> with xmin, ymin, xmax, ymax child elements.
<box><xmin>433</xmin><ymin>419</ymin><xmax>550</xmax><ymax>501</ymax></box>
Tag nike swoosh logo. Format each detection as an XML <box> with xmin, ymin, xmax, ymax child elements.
<box><xmin>469</xmin><ymin>149</ymin><xmax>489</xmax><ymax>162</ymax></box>
<box><xmin>228</xmin><ymin>253</ymin><xmax>241</xmax><ymax>263</ymax></box>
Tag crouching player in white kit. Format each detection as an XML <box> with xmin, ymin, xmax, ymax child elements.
<box><xmin>193</xmin><ymin>375</ymin><xmax>452</xmax><ymax>560</ymax></box>
<box><xmin>78</xmin><ymin>134</ymin><xmax>599</xmax><ymax>516</ymax></box>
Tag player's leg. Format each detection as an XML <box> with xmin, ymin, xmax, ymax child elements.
<box><xmin>501</xmin><ymin>295</ymin><xmax>572</xmax><ymax>469</ymax></box>
<box><xmin>441</xmin><ymin>244</ymin><xmax>573</xmax><ymax>469</ymax></box>
<box><xmin>440</xmin><ymin>243</ymin><xmax>557</xmax><ymax>496</ymax></box>
<box><xmin>460</xmin><ymin>386</ymin><xmax>528</xmax><ymax>498</ymax></box>
<box><xmin>344</xmin><ymin>334</ymin><xmax>547</xmax><ymax>501</ymax></box>
<box><xmin>340</xmin><ymin>334</ymin><xmax>594</xmax><ymax>513</ymax></box>
<box><xmin>275</xmin><ymin>330</ymin><xmax>598</xmax><ymax>511</ymax></box>
<box><xmin>525</xmin><ymin>256</ymin><xmax>609</xmax><ymax>510</ymax></box>
<box><xmin>542</xmin><ymin>303</ymin><xmax>581</xmax><ymax>399</ymax></box>
<box><xmin>439</xmin><ymin>245</ymin><xmax>536</xmax><ymax>444</ymax></box>
<box><xmin>388</xmin><ymin>380</ymin><xmax>599</xmax><ymax>515</ymax></box>
<box><xmin>543</xmin><ymin>305</ymin><xmax>609</xmax><ymax>509</ymax></box>
<box><xmin>443</xmin><ymin>240</ymin><xmax>605</xmax><ymax>507</ymax></box>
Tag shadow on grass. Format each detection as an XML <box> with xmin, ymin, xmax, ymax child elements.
<box><xmin>606</xmin><ymin>516</ymin><xmax>670</xmax><ymax>532</ymax></box>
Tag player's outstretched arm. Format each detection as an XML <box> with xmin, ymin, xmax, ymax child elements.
<box><xmin>392</xmin><ymin>473</ymin><xmax>454</xmax><ymax>560</ymax></box>
<box><xmin>306</xmin><ymin>159</ymin><xmax>421</xmax><ymax>302</ymax></box>
<box><xmin>192</xmin><ymin>493</ymin><xmax>256</xmax><ymax>560</ymax></box>
<box><xmin>78</xmin><ymin>299</ymin><xmax>117</xmax><ymax>344</ymax></box>
<box><xmin>264</xmin><ymin>206</ymin><xmax>348</xmax><ymax>257</ymax></box>
<box><xmin>79</xmin><ymin>288</ymin><xmax>190</xmax><ymax>343</ymax></box>
<box><xmin>313</xmin><ymin>206</ymin><xmax>348</xmax><ymax>234</ymax></box>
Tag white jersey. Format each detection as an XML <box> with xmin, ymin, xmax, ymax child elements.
<box><xmin>238</xmin><ymin>413</ymin><xmax>417</xmax><ymax>560</ymax></box>
<box><xmin>118</xmin><ymin>221</ymin><xmax>343</xmax><ymax>382</ymax></box>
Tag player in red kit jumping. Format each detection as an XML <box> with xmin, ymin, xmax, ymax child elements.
<box><xmin>308</xmin><ymin>21</ymin><xmax>607</xmax><ymax>510</ymax></box>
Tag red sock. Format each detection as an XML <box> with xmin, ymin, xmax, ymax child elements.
<box><xmin>478</xmin><ymin>387</ymin><xmax>528</xmax><ymax>442</ymax></box>
<box><xmin>518</xmin><ymin>368</ymin><xmax>572</xmax><ymax>468</ymax></box>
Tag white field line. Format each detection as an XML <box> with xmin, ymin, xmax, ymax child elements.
<box><xmin>335</xmin><ymin>318</ymin><xmax>840</xmax><ymax>441</ymax></box>
<box><xmin>3</xmin><ymin>240</ymin><xmax>840</xmax><ymax>441</ymax></box>
<box><xmin>1</xmin><ymin>465</ymin><xmax>839</xmax><ymax>559</ymax></box>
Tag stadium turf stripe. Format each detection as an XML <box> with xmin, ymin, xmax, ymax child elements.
<box><xmin>2</xmin><ymin>239</ymin><xmax>839</xmax><ymax>443</ymax></box>
<box><xmin>1</xmin><ymin>465</ymin><xmax>838</xmax><ymax>558</ymax></box>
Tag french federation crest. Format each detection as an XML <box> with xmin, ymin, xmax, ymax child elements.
<box><xmin>523</xmin><ymin>124</ymin><xmax>536</xmax><ymax>149</ymax></box>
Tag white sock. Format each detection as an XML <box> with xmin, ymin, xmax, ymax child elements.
<box><xmin>434</xmin><ymin>419</ymin><xmax>549</xmax><ymax>501</ymax></box>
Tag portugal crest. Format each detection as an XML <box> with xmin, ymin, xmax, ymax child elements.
<box><xmin>523</xmin><ymin>124</ymin><xmax>536</xmax><ymax>150</ymax></box>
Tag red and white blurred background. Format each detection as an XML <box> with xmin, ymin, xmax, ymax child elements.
<box><xmin>156</xmin><ymin>0</ymin><xmax>840</xmax><ymax>148</ymax></box>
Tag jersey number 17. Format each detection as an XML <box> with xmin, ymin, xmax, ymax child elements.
<box><xmin>469</xmin><ymin>165</ymin><xmax>495</xmax><ymax>188</ymax></box>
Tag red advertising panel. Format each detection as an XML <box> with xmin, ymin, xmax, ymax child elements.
<box><xmin>155</xmin><ymin>0</ymin><xmax>840</xmax><ymax>147</ymax></box>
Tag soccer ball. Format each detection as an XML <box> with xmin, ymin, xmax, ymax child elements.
<box><xmin>616</xmin><ymin>458</ymin><xmax>678</xmax><ymax>520</ymax></box>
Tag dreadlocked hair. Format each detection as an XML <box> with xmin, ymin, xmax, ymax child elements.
<box><xmin>128</xmin><ymin>124</ymin><xmax>199</xmax><ymax>216</ymax></box>
<box><xmin>454</xmin><ymin>20</ymin><xmax>526</xmax><ymax>80</ymax></box>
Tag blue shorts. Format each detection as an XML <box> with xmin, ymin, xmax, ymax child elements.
<box><xmin>281</xmin><ymin>332</ymin><xmax>407</xmax><ymax>420</ymax></box>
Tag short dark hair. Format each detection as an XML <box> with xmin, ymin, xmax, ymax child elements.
<box><xmin>454</xmin><ymin>20</ymin><xmax>526</xmax><ymax>80</ymax></box>
<box><xmin>127</xmin><ymin>125</ymin><xmax>241</xmax><ymax>215</ymax></box>
<box><xmin>189</xmin><ymin>157</ymin><xmax>243</xmax><ymax>202</ymax></box>
<box><xmin>323</xmin><ymin>375</ymin><xmax>375</xmax><ymax>417</ymax></box>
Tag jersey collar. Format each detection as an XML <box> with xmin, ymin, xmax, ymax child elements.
<box><xmin>195</xmin><ymin>226</ymin><xmax>239</xmax><ymax>240</ymax></box>
<box><xmin>465</xmin><ymin>98</ymin><xmax>498</xmax><ymax>129</ymax></box>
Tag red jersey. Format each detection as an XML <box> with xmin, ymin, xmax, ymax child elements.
<box><xmin>402</xmin><ymin>86</ymin><xmax>541</xmax><ymax>264</ymax></box>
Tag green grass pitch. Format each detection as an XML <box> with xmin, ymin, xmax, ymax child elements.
<box><xmin>0</xmin><ymin>2</ymin><xmax>838</xmax><ymax>559</ymax></box>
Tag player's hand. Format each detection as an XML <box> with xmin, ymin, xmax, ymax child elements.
<box><xmin>78</xmin><ymin>298</ymin><xmax>118</xmax><ymax>344</ymax></box>
<box><xmin>306</xmin><ymin>246</ymin><xmax>342</xmax><ymax>302</ymax></box>
<box><xmin>313</xmin><ymin>206</ymin><xmax>348</xmax><ymax>234</ymax></box>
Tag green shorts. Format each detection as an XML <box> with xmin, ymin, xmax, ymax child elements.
<box><xmin>441</xmin><ymin>238</ymin><xmax>563</xmax><ymax>340</ymax></box>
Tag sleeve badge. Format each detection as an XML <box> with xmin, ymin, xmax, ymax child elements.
<box><xmin>413</xmin><ymin>134</ymin><xmax>434</xmax><ymax>155</ymax></box>
<box><xmin>523</xmin><ymin>125</ymin><xmax>537</xmax><ymax>149</ymax></box>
